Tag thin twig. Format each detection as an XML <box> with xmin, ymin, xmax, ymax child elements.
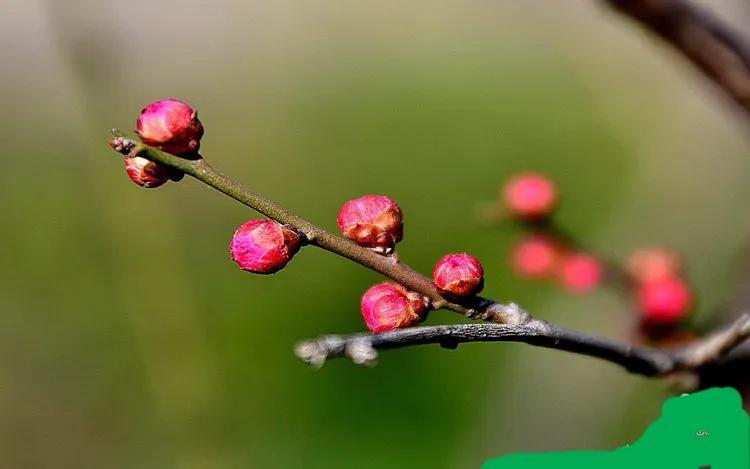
<box><xmin>109</xmin><ymin>137</ymin><xmax>526</xmax><ymax>323</ymax></box>
<box><xmin>603</xmin><ymin>0</ymin><xmax>750</xmax><ymax>116</ymax></box>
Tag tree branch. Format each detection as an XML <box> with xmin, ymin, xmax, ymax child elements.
<box><xmin>108</xmin><ymin>137</ymin><xmax>750</xmax><ymax>380</ymax></box>
<box><xmin>295</xmin><ymin>313</ymin><xmax>750</xmax><ymax>377</ymax></box>
<box><xmin>603</xmin><ymin>0</ymin><xmax>750</xmax><ymax>116</ymax></box>
<box><xmin>108</xmin><ymin>136</ymin><xmax>526</xmax><ymax>324</ymax></box>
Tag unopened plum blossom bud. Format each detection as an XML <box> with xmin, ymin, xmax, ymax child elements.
<box><xmin>230</xmin><ymin>219</ymin><xmax>302</xmax><ymax>274</ymax></box>
<box><xmin>124</xmin><ymin>156</ymin><xmax>170</xmax><ymax>188</ymax></box>
<box><xmin>502</xmin><ymin>173</ymin><xmax>558</xmax><ymax>221</ymax></box>
<box><xmin>360</xmin><ymin>282</ymin><xmax>427</xmax><ymax>333</ymax></box>
<box><xmin>558</xmin><ymin>253</ymin><xmax>603</xmax><ymax>293</ymax></box>
<box><xmin>511</xmin><ymin>234</ymin><xmax>560</xmax><ymax>279</ymax></box>
<box><xmin>137</xmin><ymin>99</ymin><xmax>204</xmax><ymax>155</ymax></box>
<box><xmin>625</xmin><ymin>247</ymin><xmax>683</xmax><ymax>285</ymax></box>
<box><xmin>337</xmin><ymin>195</ymin><xmax>403</xmax><ymax>251</ymax></box>
<box><xmin>432</xmin><ymin>253</ymin><xmax>484</xmax><ymax>297</ymax></box>
<box><xmin>637</xmin><ymin>277</ymin><xmax>693</xmax><ymax>326</ymax></box>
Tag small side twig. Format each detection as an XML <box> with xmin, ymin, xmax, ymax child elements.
<box><xmin>675</xmin><ymin>312</ymin><xmax>750</xmax><ymax>368</ymax></box>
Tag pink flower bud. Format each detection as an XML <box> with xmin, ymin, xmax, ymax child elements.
<box><xmin>124</xmin><ymin>156</ymin><xmax>170</xmax><ymax>188</ymax></box>
<box><xmin>337</xmin><ymin>195</ymin><xmax>403</xmax><ymax>251</ymax></box>
<box><xmin>432</xmin><ymin>253</ymin><xmax>484</xmax><ymax>297</ymax></box>
<box><xmin>637</xmin><ymin>277</ymin><xmax>693</xmax><ymax>326</ymax></box>
<box><xmin>511</xmin><ymin>235</ymin><xmax>560</xmax><ymax>279</ymax></box>
<box><xmin>502</xmin><ymin>173</ymin><xmax>557</xmax><ymax>221</ymax></box>
<box><xmin>230</xmin><ymin>219</ymin><xmax>302</xmax><ymax>274</ymax></box>
<box><xmin>360</xmin><ymin>282</ymin><xmax>426</xmax><ymax>333</ymax></box>
<box><xmin>625</xmin><ymin>247</ymin><xmax>682</xmax><ymax>285</ymax></box>
<box><xmin>558</xmin><ymin>253</ymin><xmax>603</xmax><ymax>294</ymax></box>
<box><xmin>137</xmin><ymin>99</ymin><xmax>204</xmax><ymax>155</ymax></box>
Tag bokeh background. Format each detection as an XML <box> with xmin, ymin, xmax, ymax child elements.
<box><xmin>2</xmin><ymin>0</ymin><xmax>750</xmax><ymax>467</ymax></box>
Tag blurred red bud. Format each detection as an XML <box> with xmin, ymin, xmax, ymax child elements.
<box><xmin>558</xmin><ymin>253</ymin><xmax>603</xmax><ymax>294</ymax></box>
<box><xmin>625</xmin><ymin>247</ymin><xmax>683</xmax><ymax>285</ymax></box>
<box><xmin>637</xmin><ymin>277</ymin><xmax>693</xmax><ymax>326</ymax></box>
<box><xmin>502</xmin><ymin>173</ymin><xmax>557</xmax><ymax>221</ymax></box>
<box><xmin>511</xmin><ymin>235</ymin><xmax>560</xmax><ymax>279</ymax></box>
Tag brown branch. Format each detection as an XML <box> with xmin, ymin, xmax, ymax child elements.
<box><xmin>108</xmin><ymin>136</ymin><xmax>526</xmax><ymax>324</ymax></box>
<box><xmin>296</xmin><ymin>313</ymin><xmax>750</xmax><ymax>377</ymax></box>
<box><xmin>108</xmin><ymin>137</ymin><xmax>750</xmax><ymax>380</ymax></box>
<box><xmin>603</xmin><ymin>0</ymin><xmax>750</xmax><ymax>116</ymax></box>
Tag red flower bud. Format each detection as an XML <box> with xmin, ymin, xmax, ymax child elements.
<box><xmin>511</xmin><ymin>235</ymin><xmax>560</xmax><ymax>279</ymax></box>
<box><xmin>558</xmin><ymin>253</ymin><xmax>603</xmax><ymax>294</ymax></box>
<box><xmin>502</xmin><ymin>173</ymin><xmax>557</xmax><ymax>221</ymax></box>
<box><xmin>625</xmin><ymin>247</ymin><xmax>682</xmax><ymax>285</ymax></box>
<box><xmin>137</xmin><ymin>99</ymin><xmax>204</xmax><ymax>155</ymax></box>
<box><xmin>360</xmin><ymin>282</ymin><xmax>426</xmax><ymax>333</ymax></box>
<box><xmin>124</xmin><ymin>156</ymin><xmax>170</xmax><ymax>188</ymax></box>
<box><xmin>230</xmin><ymin>219</ymin><xmax>302</xmax><ymax>274</ymax></box>
<box><xmin>432</xmin><ymin>253</ymin><xmax>484</xmax><ymax>297</ymax></box>
<box><xmin>637</xmin><ymin>277</ymin><xmax>693</xmax><ymax>326</ymax></box>
<box><xmin>337</xmin><ymin>195</ymin><xmax>403</xmax><ymax>251</ymax></box>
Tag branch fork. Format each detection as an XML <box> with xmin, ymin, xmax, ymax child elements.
<box><xmin>108</xmin><ymin>136</ymin><xmax>750</xmax><ymax>380</ymax></box>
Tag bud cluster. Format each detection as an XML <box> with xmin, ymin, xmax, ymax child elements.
<box><xmin>113</xmin><ymin>103</ymin><xmax>699</xmax><ymax>345</ymax></box>
<box><xmin>510</xmin><ymin>233</ymin><xmax>603</xmax><ymax>294</ymax></box>
<box><xmin>497</xmin><ymin>172</ymin><xmax>695</xmax><ymax>343</ymax></box>
<box><xmin>118</xmin><ymin>99</ymin><xmax>204</xmax><ymax>189</ymax></box>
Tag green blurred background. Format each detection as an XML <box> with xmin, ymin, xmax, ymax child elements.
<box><xmin>2</xmin><ymin>0</ymin><xmax>750</xmax><ymax>467</ymax></box>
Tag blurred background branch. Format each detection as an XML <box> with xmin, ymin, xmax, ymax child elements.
<box><xmin>604</xmin><ymin>0</ymin><xmax>750</xmax><ymax>117</ymax></box>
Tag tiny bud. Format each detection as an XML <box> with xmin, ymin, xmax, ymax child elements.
<box><xmin>337</xmin><ymin>195</ymin><xmax>403</xmax><ymax>251</ymax></box>
<box><xmin>625</xmin><ymin>247</ymin><xmax>683</xmax><ymax>285</ymax></box>
<box><xmin>124</xmin><ymin>156</ymin><xmax>170</xmax><ymax>188</ymax></box>
<box><xmin>637</xmin><ymin>277</ymin><xmax>693</xmax><ymax>326</ymax></box>
<box><xmin>432</xmin><ymin>253</ymin><xmax>484</xmax><ymax>297</ymax></box>
<box><xmin>108</xmin><ymin>136</ymin><xmax>135</xmax><ymax>154</ymax></box>
<box><xmin>360</xmin><ymin>282</ymin><xmax>426</xmax><ymax>333</ymax></box>
<box><xmin>502</xmin><ymin>173</ymin><xmax>557</xmax><ymax>221</ymax></box>
<box><xmin>230</xmin><ymin>219</ymin><xmax>302</xmax><ymax>274</ymax></box>
<box><xmin>511</xmin><ymin>235</ymin><xmax>560</xmax><ymax>279</ymax></box>
<box><xmin>137</xmin><ymin>99</ymin><xmax>204</xmax><ymax>155</ymax></box>
<box><xmin>558</xmin><ymin>253</ymin><xmax>603</xmax><ymax>293</ymax></box>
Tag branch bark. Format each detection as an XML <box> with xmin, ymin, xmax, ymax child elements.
<box><xmin>603</xmin><ymin>0</ymin><xmax>750</xmax><ymax>116</ymax></box>
<box><xmin>296</xmin><ymin>313</ymin><xmax>750</xmax><ymax>377</ymax></box>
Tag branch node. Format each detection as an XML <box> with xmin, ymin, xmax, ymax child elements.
<box><xmin>345</xmin><ymin>339</ymin><xmax>378</xmax><ymax>366</ymax></box>
<box><xmin>294</xmin><ymin>341</ymin><xmax>328</xmax><ymax>368</ymax></box>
